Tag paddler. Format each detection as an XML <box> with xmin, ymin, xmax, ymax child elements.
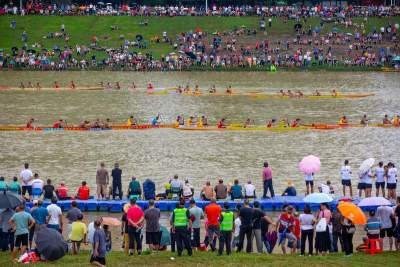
<box><xmin>196</xmin><ymin>116</ymin><xmax>204</xmax><ymax>128</ymax></box>
<box><xmin>278</xmin><ymin>118</ymin><xmax>289</xmax><ymax>127</ymax></box>
<box><xmin>291</xmin><ymin>118</ymin><xmax>301</xmax><ymax>127</ymax></box>
<box><xmin>53</xmin><ymin>119</ymin><xmax>65</xmax><ymax>128</ymax></box>
<box><xmin>187</xmin><ymin>116</ymin><xmax>195</xmax><ymax>126</ymax></box>
<box><xmin>201</xmin><ymin>115</ymin><xmax>208</xmax><ymax>126</ymax></box>
<box><xmin>383</xmin><ymin>114</ymin><xmax>391</xmax><ymax>124</ymax></box>
<box><xmin>79</xmin><ymin>120</ymin><xmax>91</xmax><ymax>129</ymax></box>
<box><xmin>226</xmin><ymin>85</ymin><xmax>233</xmax><ymax>94</ymax></box>
<box><xmin>151</xmin><ymin>114</ymin><xmax>160</xmax><ymax>126</ymax></box>
<box><xmin>53</xmin><ymin>81</ymin><xmax>60</xmax><ymax>89</ymax></box>
<box><xmin>194</xmin><ymin>85</ymin><xmax>201</xmax><ymax>95</ymax></box>
<box><xmin>279</xmin><ymin>90</ymin><xmax>287</xmax><ymax>96</ymax></box>
<box><xmin>70</xmin><ymin>80</ymin><xmax>76</xmax><ymax>89</ymax></box>
<box><xmin>183</xmin><ymin>85</ymin><xmax>191</xmax><ymax>94</ymax></box>
<box><xmin>19</xmin><ymin>82</ymin><xmax>25</xmax><ymax>89</ymax></box>
<box><xmin>339</xmin><ymin>116</ymin><xmax>348</xmax><ymax>124</ymax></box>
<box><xmin>127</xmin><ymin>116</ymin><xmax>137</xmax><ymax>126</ymax></box>
<box><xmin>331</xmin><ymin>89</ymin><xmax>338</xmax><ymax>97</ymax></box>
<box><xmin>174</xmin><ymin>116</ymin><xmax>181</xmax><ymax>128</ymax></box>
<box><xmin>296</xmin><ymin>90</ymin><xmax>304</xmax><ymax>98</ymax></box>
<box><xmin>243</xmin><ymin>118</ymin><xmax>252</xmax><ymax>128</ymax></box>
<box><xmin>313</xmin><ymin>89</ymin><xmax>321</xmax><ymax>96</ymax></box>
<box><xmin>217</xmin><ymin>118</ymin><xmax>227</xmax><ymax>128</ymax></box>
<box><xmin>360</xmin><ymin>115</ymin><xmax>368</xmax><ymax>125</ymax></box>
<box><xmin>176</xmin><ymin>86</ymin><xmax>183</xmax><ymax>94</ymax></box>
<box><xmin>129</xmin><ymin>82</ymin><xmax>136</xmax><ymax>90</ymax></box>
<box><xmin>267</xmin><ymin>119</ymin><xmax>276</xmax><ymax>127</ymax></box>
<box><xmin>27</xmin><ymin>82</ymin><xmax>33</xmax><ymax>88</ymax></box>
<box><xmin>35</xmin><ymin>82</ymin><xmax>41</xmax><ymax>90</ymax></box>
<box><xmin>115</xmin><ymin>82</ymin><xmax>121</xmax><ymax>90</ymax></box>
<box><xmin>26</xmin><ymin>118</ymin><xmax>35</xmax><ymax>129</ymax></box>
<box><xmin>106</xmin><ymin>82</ymin><xmax>112</xmax><ymax>90</ymax></box>
<box><xmin>209</xmin><ymin>85</ymin><xmax>217</xmax><ymax>94</ymax></box>
<box><xmin>147</xmin><ymin>83</ymin><xmax>154</xmax><ymax>90</ymax></box>
<box><xmin>393</xmin><ymin>114</ymin><xmax>399</xmax><ymax>126</ymax></box>
<box><xmin>287</xmin><ymin>90</ymin><xmax>294</xmax><ymax>98</ymax></box>
<box><xmin>92</xmin><ymin>118</ymin><xmax>101</xmax><ymax>128</ymax></box>
<box><xmin>103</xmin><ymin>118</ymin><xmax>111</xmax><ymax>129</ymax></box>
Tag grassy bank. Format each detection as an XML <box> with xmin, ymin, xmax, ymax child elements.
<box><xmin>1</xmin><ymin>250</ymin><xmax>399</xmax><ymax>267</ymax></box>
<box><xmin>0</xmin><ymin>15</ymin><xmax>399</xmax><ymax>59</ymax></box>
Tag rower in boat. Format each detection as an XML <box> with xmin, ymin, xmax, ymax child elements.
<box><xmin>331</xmin><ymin>89</ymin><xmax>338</xmax><ymax>97</ymax></box>
<box><xmin>78</xmin><ymin>120</ymin><xmax>91</xmax><ymax>129</ymax></box>
<box><xmin>127</xmin><ymin>116</ymin><xmax>137</xmax><ymax>126</ymax></box>
<box><xmin>278</xmin><ymin>118</ymin><xmax>289</xmax><ymax>127</ymax></box>
<box><xmin>54</xmin><ymin>81</ymin><xmax>60</xmax><ymax>89</ymax></box>
<box><xmin>26</xmin><ymin>118</ymin><xmax>35</xmax><ymax>129</ymax></box>
<box><xmin>279</xmin><ymin>90</ymin><xmax>287</xmax><ymax>96</ymax></box>
<box><xmin>209</xmin><ymin>85</ymin><xmax>217</xmax><ymax>94</ymax></box>
<box><xmin>19</xmin><ymin>82</ymin><xmax>25</xmax><ymax>89</ymax></box>
<box><xmin>70</xmin><ymin>81</ymin><xmax>76</xmax><ymax>89</ymax></box>
<box><xmin>339</xmin><ymin>116</ymin><xmax>348</xmax><ymax>124</ymax></box>
<box><xmin>287</xmin><ymin>90</ymin><xmax>295</xmax><ymax>98</ymax></box>
<box><xmin>187</xmin><ymin>116</ymin><xmax>195</xmax><ymax>127</ymax></box>
<box><xmin>176</xmin><ymin>86</ymin><xmax>183</xmax><ymax>94</ymax></box>
<box><xmin>151</xmin><ymin>114</ymin><xmax>160</xmax><ymax>126</ymax></box>
<box><xmin>178</xmin><ymin>115</ymin><xmax>185</xmax><ymax>126</ymax></box>
<box><xmin>53</xmin><ymin>119</ymin><xmax>65</xmax><ymax>128</ymax></box>
<box><xmin>35</xmin><ymin>82</ymin><xmax>41</xmax><ymax>90</ymax></box>
<box><xmin>197</xmin><ymin>117</ymin><xmax>204</xmax><ymax>128</ymax></box>
<box><xmin>217</xmin><ymin>118</ymin><xmax>227</xmax><ymax>128</ymax></box>
<box><xmin>115</xmin><ymin>82</ymin><xmax>121</xmax><ymax>90</ymax></box>
<box><xmin>128</xmin><ymin>82</ymin><xmax>137</xmax><ymax>90</ymax></box>
<box><xmin>103</xmin><ymin>118</ymin><xmax>111</xmax><ymax>129</ymax></box>
<box><xmin>183</xmin><ymin>85</ymin><xmax>191</xmax><ymax>94</ymax></box>
<box><xmin>26</xmin><ymin>82</ymin><xmax>33</xmax><ymax>88</ymax></box>
<box><xmin>243</xmin><ymin>118</ymin><xmax>253</xmax><ymax>128</ymax></box>
<box><xmin>194</xmin><ymin>85</ymin><xmax>201</xmax><ymax>95</ymax></box>
<box><xmin>393</xmin><ymin>114</ymin><xmax>399</xmax><ymax>127</ymax></box>
<box><xmin>147</xmin><ymin>83</ymin><xmax>154</xmax><ymax>91</ymax></box>
<box><xmin>360</xmin><ymin>115</ymin><xmax>368</xmax><ymax>126</ymax></box>
<box><xmin>267</xmin><ymin>119</ymin><xmax>276</xmax><ymax>127</ymax></box>
<box><xmin>291</xmin><ymin>118</ymin><xmax>301</xmax><ymax>127</ymax></box>
<box><xmin>106</xmin><ymin>82</ymin><xmax>112</xmax><ymax>90</ymax></box>
<box><xmin>201</xmin><ymin>115</ymin><xmax>208</xmax><ymax>126</ymax></box>
<box><xmin>226</xmin><ymin>85</ymin><xmax>233</xmax><ymax>94</ymax></box>
<box><xmin>383</xmin><ymin>114</ymin><xmax>391</xmax><ymax>125</ymax></box>
<box><xmin>313</xmin><ymin>89</ymin><xmax>321</xmax><ymax>96</ymax></box>
<box><xmin>92</xmin><ymin>118</ymin><xmax>102</xmax><ymax>128</ymax></box>
<box><xmin>296</xmin><ymin>90</ymin><xmax>304</xmax><ymax>98</ymax></box>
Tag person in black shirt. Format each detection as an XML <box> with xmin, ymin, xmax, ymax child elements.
<box><xmin>111</xmin><ymin>163</ymin><xmax>122</xmax><ymax>200</ymax></box>
<box><xmin>252</xmin><ymin>201</ymin><xmax>265</xmax><ymax>253</ymax></box>
<box><xmin>42</xmin><ymin>179</ymin><xmax>55</xmax><ymax>200</ymax></box>
<box><xmin>237</xmin><ymin>199</ymin><xmax>253</xmax><ymax>253</ymax></box>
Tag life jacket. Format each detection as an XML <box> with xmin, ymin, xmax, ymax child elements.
<box><xmin>57</xmin><ymin>185</ymin><xmax>68</xmax><ymax>198</ymax></box>
<box><xmin>77</xmin><ymin>186</ymin><xmax>90</xmax><ymax>200</ymax></box>
<box><xmin>220</xmin><ymin>211</ymin><xmax>234</xmax><ymax>231</ymax></box>
<box><xmin>173</xmin><ymin>208</ymin><xmax>188</xmax><ymax>227</ymax></box>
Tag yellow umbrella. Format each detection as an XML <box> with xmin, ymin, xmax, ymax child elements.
<box><xmin>338</xmin><ymin>202</ymin><xmax>366</xmax><ymax>225</ymax></box>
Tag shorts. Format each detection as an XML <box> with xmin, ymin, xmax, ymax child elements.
<box><xmin>375</xmin><ymin>182</ymin><xmax>385</xmax><ymax>189</ymax></box>
<box><xmin>287</xmin><ymin>238</ymin><xmax>300</xmax><ymax>249</ymax></box>
<box><xmin>305</xmin><ymin>181</ymin><xmax>314</xmax><ymax>186</ymax></box>
<box><xmin>342</xmin><ymin>180</ymin><xmax>351</xmax><ymax>186</ymax></box>
<box><xmin>387</xmin><ymin>183</ymin><xmax>397</xmax><ymax>190</ymax></box>
<box><xmin>358</xmin><ymin>183</ymin><xmax>365</xmax><ymax>190</ymax></box>
<box><xmin>90</xmin><ymin>255</ymin><xmax>106</xmax><ymax>265</ymax></box>
<box><xmin>367</xmin><ymin>233</ymin><xmax>380</xmax><ymax>239</ymax></box>
<box><xmin>278</xmin><ymin>231</ymin><xmax>297</xmax><ymax>246</ymax></box>
<box><xmin>365</xmin><ymin>183</ymin><xmax>372</xmax><ymax>189</ymax></box>
<box><xmin>15</xmin><ymin>233</ymin><xmax>29</xmax><ymax>248</ymax></box>
<box><xmin>380</xmin><ymin>228</ymin><xmax>393</xmax><ymax>238</ymax></box>
<box><xmin>22</xmin><ymin>186</ymin><xmax>32</xmax><ymax>196</ymax></box>
<box><xmin>146</xmin><ymin>231</ymin><xmax>161</xmax><ymax>245</ymax></box>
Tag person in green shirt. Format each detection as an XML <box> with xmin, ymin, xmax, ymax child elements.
<box><xmin>218</xmin><ymin>202</ymin><xmax>235</xmax><ymax>255</ymax></box>
<box><xmin>8</xmin><ymin>176</ymin><xmax>21</xmax><ymax>195</ymax></box>
<box><xmin>170</xmin><ymin>199</ymin><xmax>192</xmax><ymax>257</ymax></box>
<box><xmin>127</xmin><ymin>176</ymin><xmax>141</xmax><ymax>199</ymax></box>
<box><xmin>0</xmin><ymin>177</ymin><xmax>7</xmax><ymax>192</ymax></box>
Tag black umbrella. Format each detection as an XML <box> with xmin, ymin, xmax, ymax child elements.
<box><xmin>294</xmin><ymin>23</ymin><xmax>302</xmax><ymax>31</ymax></box>
<box><xmin>36</xmin><ymin>228</ymin><xmax>68</xmax><ymax>261</ymax></box>
<box><xmin>135</xmin><ymin>34</ymin><xmax>143</xmax><ymax>42</ymax></box>
<box><xmin>27</xmin><ymin>49</ymin><xmax>36</xmax><ymax>54</ymax></box>
<box><xmin>11</xmin><ymin>46</ymin><xmax>18</xmax><ymax>51</ymax></box>
<box><xmin>0</xmin><ymin>191</ymin><xmax>23</xmax><ymax>209</ymax></box>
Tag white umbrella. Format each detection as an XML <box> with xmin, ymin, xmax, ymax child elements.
<box><xmin>359</xmin><ymin>158</ymin><xmax>375</xmax><ymax>175</ymax></box>
<box><xmin>303</xmin><ymin>193</ymin><xmax>333</xmax><ymax>204</ymax></box>
<box><xmin>358</xmin><ymin>197</ymin><xmax>391</xmax><ymax>207</ymax></box>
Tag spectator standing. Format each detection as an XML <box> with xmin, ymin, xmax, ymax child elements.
<box><xmin>252</xmin><ymin>201</ymin><xmax>265</xmax><ymax>253</ymax></box>
<box><xmin>340</xmin><ymin>160</ymin><xmax>353</xmax><ymax>197</ymax></box>
<box><xmin>111</xmin><ymin>163</ymin><xmax>122</xmax><ymax>200</ymax></box>
<box><xmin>204</xmin><ymin>198</ymin><xmax>222</xmax><ymax>252</ymax></box>
<box><xmin>47</xmin><ymin>197</ymin><xmax>63</xmax><ymax>233</ymax></box>
<box><xmin>262</xmin><ymin>162</ymin><xmax>275</xmax><ymax>198</ymax></box>
<box><xmin>341</xmin><ymin>217</ymin><xmax>355</xmax><ymax>256</ymax></box>
<box><xmin>9</xmin><ymin>204</ymin><xmax>35</xmax><ymax>260</ymax></box>
<box><xmin>276</xmin><ymin>205</ymin><xmax>297</xmax><ymax>255</ymax></box>
<box><xmin>299</xmin><ymin>205</ymin><xmax>315</xmax><ymax>256</ymax></box>
<box><xmin>171</xmin><ymin>199</ymin><xmax>192</xmax><ymax>257</ymax></box>
<box><xmin>70</xmin><ymin>214</ymin><xmax>87</xmax><ymax>254</ymax></box>
<box><xmin>96</xmin><ymin>162</ymin><xmax>109</xmax><ymax>200</ymax></box>
<box><xmin>0</xmin><ymin>208</ymin><xmax>15</xmax><ymax>252</ymax></box>
<box><xmin>377</xmin><ymin>204</ymin><xmax>395</xmax><ymax>251</ymax></box>
<box><xmin>315</xmin><ymin>203</ymin><xmax>331</xmax><ymax>256</ymax></box>
<box><xmin>127</xmin><ymin>198</ymin><xmax>144</xmax><ymax>255</ymax></box>
<box><xmin>20</xmin><ymin>163</ymin><xmax>33</xmax><ymax>200</ymax></box>
<box><xmin>144</xmin><ymin>199</ymin><xmax>161</xmax><ymax>252</ymax></box>
<box><xmin>331</xmin><ymin>209</ymin><xmax>344</xmax><ymax>252</ymax></box>
<box><xmin>237</xmin><ymin>199</ymin><xmax>254</xmax><ymax>253</ymax></box>
<box><xmin>218</xmin><ymin>202</ymin><xmax>234</xmax><ymax>255</ymax></box>
<box><xmin>189</xmin><ymin>199</ymin><xmax>204</xmax><ymax>248</ymax></box>
<box><xmin>66</xmin><ymin>201</ymin><xmax>83</xmax><ymax>238</ymax></box>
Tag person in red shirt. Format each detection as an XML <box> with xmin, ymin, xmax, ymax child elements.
<box><xmin>53</xmin><ymin>119</ymin><xmax>65</xmax><ymax>128</ymax></box>
<box><xmin>288</xmin><ymin>211</ymin><xmax>301</xmax><ymax>253</ymax></box>
<box><xmin>26</xmin><ymin>118</ymin><xmax>35</xmax><ymax>129</ymax></box>
<box><xmin>276</xmin><ymin>205</ymin><xmax>297</xmax><ymax>254</ymax></box>
<box><xmin>76</xmin><ymin>181</ymin><xmax>90</xmax><ymax>200</ymax></box>
<box><xmin>204</xmin><ymin>198</ymin><xmax>222</xmax><ymax>251</ymax></box>
<box><xmin>217</xmin><ymin>118</ymin><xmax>227</xmax><ymax>128</ymax></box>
<box><xmin>55</xmin><ymin>182</ymin><xmax>69</xmax><ymax>200</ymax></box>
<box><xmin>291</xmin><ymin>118</ymin><xmax>301</xmax><ymax>128</ymax></box>
<box><xmin>126</xmin><ymin>198</ymin><xmax>144</xmax><ymax>255</ymax></box>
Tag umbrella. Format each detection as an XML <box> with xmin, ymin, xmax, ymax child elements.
<box><xmin>102</xmin><ymin>217</ymin><xmax>121</xmax><ymax>226</ymax></box>
<box><xmin>346</xmin><ymin>32</ymin><xmax>353</xmax><ymax>36</ymax></box>
<box><xmin>303</xmin><ymin>193</ymin><xmax>333</xmax><ymax>203</ymax></box>
<box><xmin>36</xmin><ymin>228</ymin><xmax>67</xmax><ymax>261</ymax></box>
<box><xmin>294</xmin><ymin>23</ymin><xmax>302</xmax><ymax>31</ymax></box>
<box><xmin>338</xmin><ymin>202</ymin><xmax>366</xmax><ymax>225</ymax></box>
<box><xmin>135</xmin><ymin>34</ymin><xmax>143</xmax><ymax>42</ymax></box>
<box><xmin>332</xmin><ymin>27</ymin><xmax>340</xmax><ymax>33</ymax></box>
<box><xmin>359</xmin><ymin>158</ymin><xmax>375</xmax><ymax>175</ymax></box>
<box><xmin>393</xmin><ymin>56</ymin><xmax>400</xmax><ymax>62</ymax></box>
<box><xmin>195</xmin><ymin>27</ymin><xmax>202</xmax><ymax>33</ymax></box>
<box><xmin>358</xmin><ymin>197</ymin><xmax>391</xmax><ymax>207</ymax></box>
<box><xmin>299</xmin><ymin>155</ymin><xmax>321</xmax><ymax>174</ymax></box>
<box><xmin>0</xmin><ymin>191</ymin><xmax>23</xmax><ymax>209</ymax></box>
<box><xmin>265</xmin><ymin>231</ymin><xmax>277</xmax><ymax>253</ymax></box>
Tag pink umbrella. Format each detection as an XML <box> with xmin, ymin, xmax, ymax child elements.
<box><xmin>299</xmin><ymin>155</ymin><xmax>321</xmax><ymax>174</ymax></box>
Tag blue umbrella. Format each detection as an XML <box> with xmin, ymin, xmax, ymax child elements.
<box><xmin>0</xmin><ymin>191</ymin><xmax>23</xmax><ymax>209</ymax></box>
<box><xmin>393</xmin><ymin>56</ymin><xmax>400</xmax><ymax>62</ymax></box>
<box><xmin>303</xmin><ymin>193</ymin><xmax>333</xmax><ymax>204</ymax></box>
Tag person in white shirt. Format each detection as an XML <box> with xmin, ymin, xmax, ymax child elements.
<box><xmin>340</xmin><ymin>160</ymin><xmax>352</xmax><ymax>197</ymax></box>
<box><xmin>182</xmin><ymin>180</ymin><xmax>194</xmax><ymax>199</ymax></box>
<box><xmin>374</xmin><ymin>161</ymin><xmax>385</xmax><ymax>197</ymax></box>
<box><xmin>31</xmin><ymin>173</ymin><xmax>44</xmax><ymax>199</ymax></box>
<box><xmin>20</xmin><ymin>162</ymin><xmax>33</xmax><ymax>200</ymax></box>
<box><xmin>244</xmin><ymin>181</ymin><xmax>256</xmax><ymax>199</ymax></box>
<box><xmin>46</xmin><ymin>197</ymin><xmax>63</xmax><ymax>233</ymax></box>
<box><xmin>377</xmin><ymin>205</ymin><xmax>395</xmax><ymax>250</ymax></box>
<box><xmin>299</xmin><ymin>205</ymin><xmax>315</xmax><ymax>256</ymax></box>
<box><xmin>232</xmin><ymin>215</ymin><xmax>241</xmax><ymax>249</ymax></box>
<box><xmin>170</xmin><ymin>175</ymin><xmax>183</xmax><ymax>197</ymax></box>
<box><xmin>387</xmin><ymin>162</ymin><xmax>398</xmax><ymax>200</ymax></box>
<box><xmin>359</xmin><ymin>168</ymin><xmax>373</xmax><ymax>198</ymax></box>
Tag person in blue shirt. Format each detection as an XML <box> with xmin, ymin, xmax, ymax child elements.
<box><xmin>9</xmin><ymin>204</ymin><xmax>35</xmax><ymax>260</ymax></box>
<box><xmin>30</xmin><ymin>200</ymin><xmax>49</xmax><ymax>227</ymax></box>
<box><xmin>151</xmin><ymin>114</ymin><xmax>160</xmax><ymax>126</ymax></box>
<box><xmin>282</xmin><ymin>181</ymin><xmax>297</xmax><ymax>196</ymax></box>
<box><xmin>0</xmin><ymin>177</ymin><xmax>7</xmax><ymax>192</ymax></box>
<box><xmin>8</xmin><ymin>176</ymin><xmax>21</xmax><ymax>195</ymax></box>
<box><xmin>143</xmin><ymin>178</ymin><xmax>156</xmax><ymax>200</ymax></box>
<box><xmin>229</xmin><ymin>179</ymin><xmax>243</xmax><ymax>200</ymax></box>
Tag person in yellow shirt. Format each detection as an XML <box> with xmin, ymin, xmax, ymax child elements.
<box><xmin>393</xmin><ymin>114</ymin><xmax>399</xmax><ymax>127</ymax></box>
<box><xmin>127</xmin><ymin>116</ymin><xmax>137</xmax><ymax>126</ymax></box>
<box><xmin>339</xmin><ymin>116</ymin><xmax>348</xmax><ymax>124</ymax></box>
<box><xmin>69</xmin><ymin>214</ymin><xmax>87</xmax><ymax>254</ymax></box>
<box><xmin>197</xmin><ymin>117</ymin><xmax>203</xmax><ymax>128</ymax></box>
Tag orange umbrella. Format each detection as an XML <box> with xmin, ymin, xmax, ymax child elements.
<box><xmin>102</xmin><ymin>217</ymin><xmax>121</xmax><ymax>226</ymax></box>
<box><xmin>338</xmin><ymin>202</ymin><xmax>366</xmax><ymax>225</ymax></box>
